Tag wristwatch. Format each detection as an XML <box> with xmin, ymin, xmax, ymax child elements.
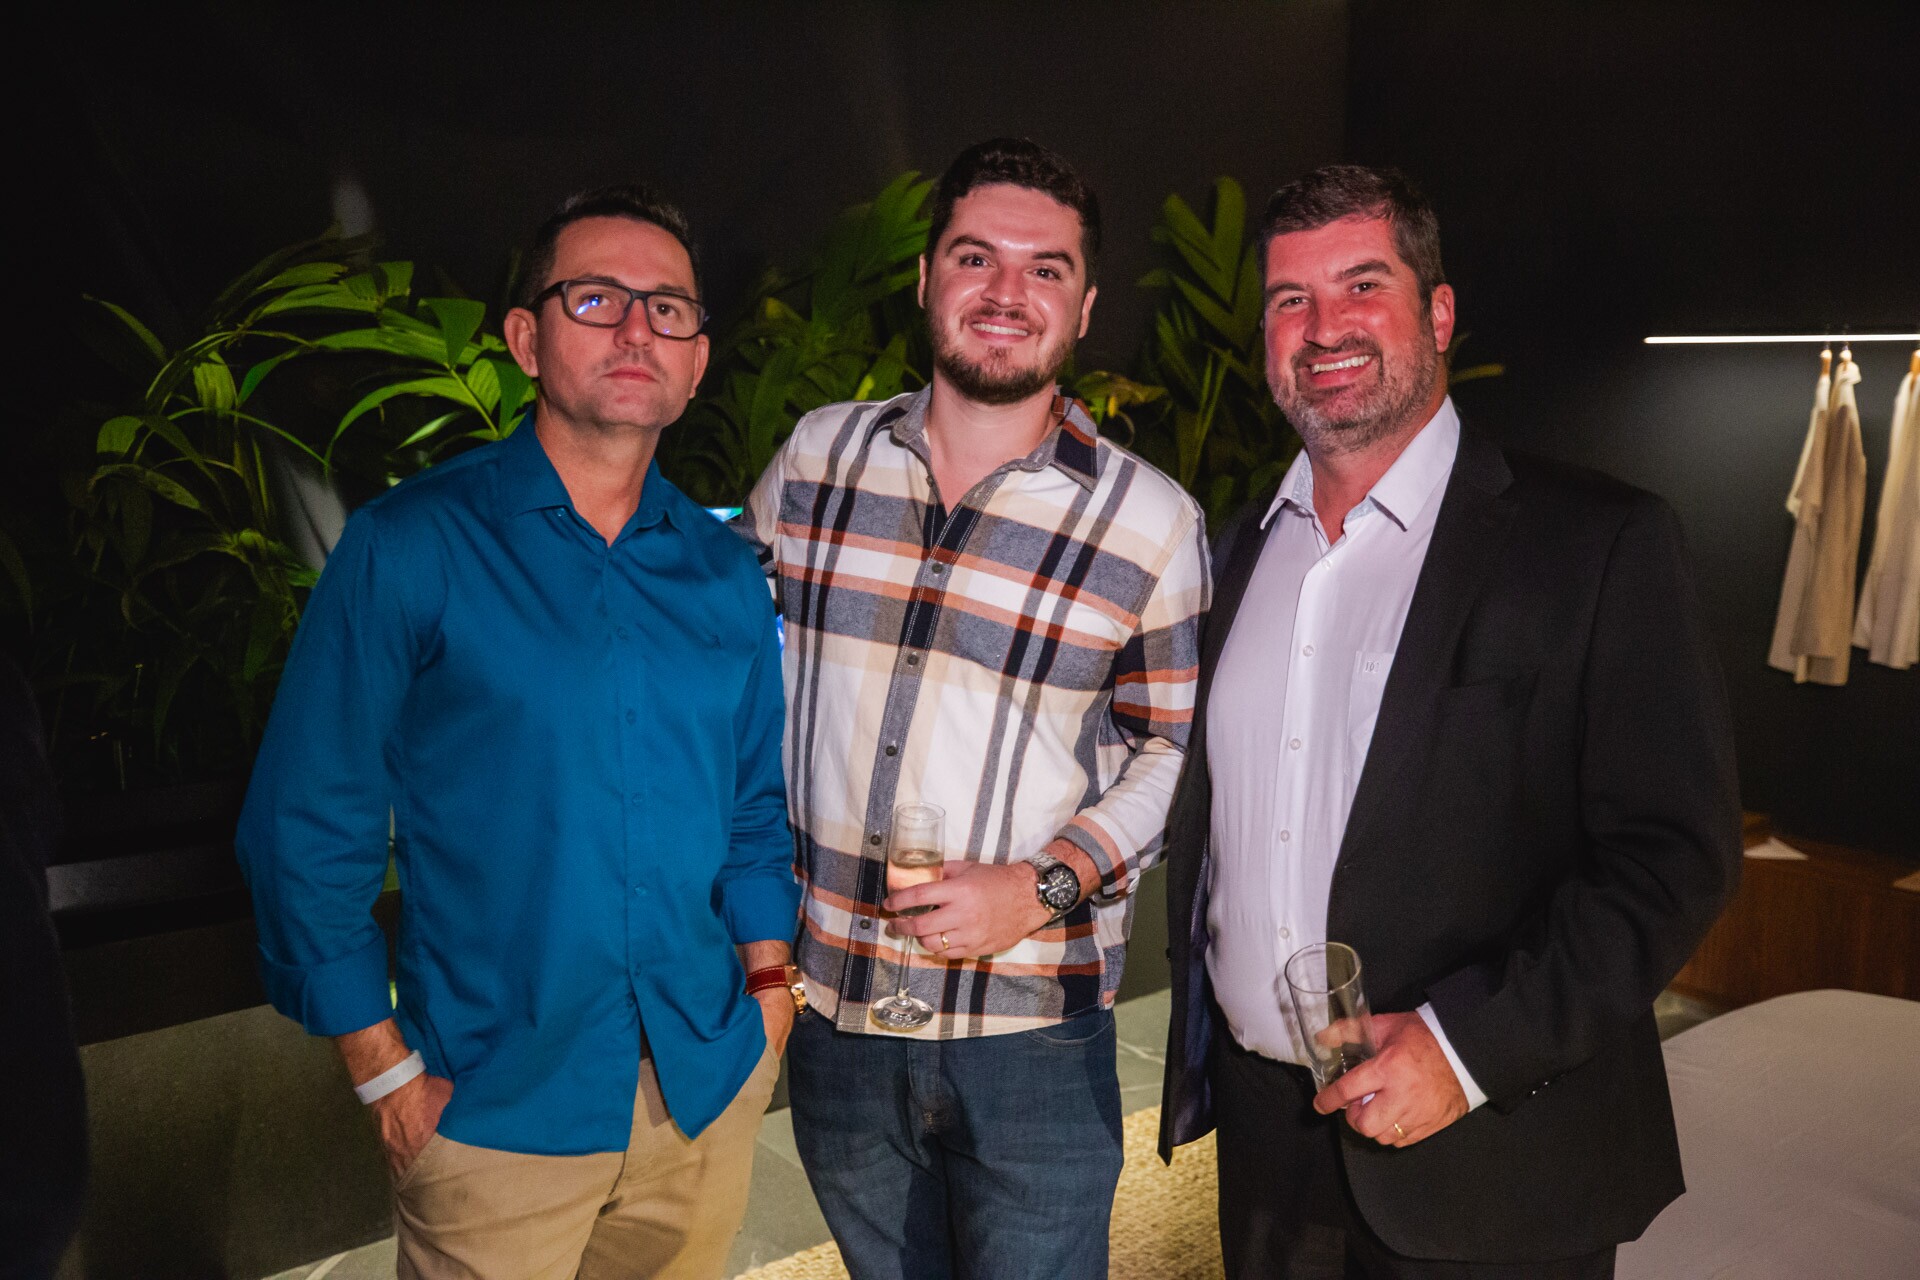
<box><xmin>1029</xmin><ymin>851</ymin><xmax>1082</xmax><ymax>917</ymax></box>
<box><xmin>746</xmin><ymin>963</ymin><xmax>808</xmax><ymax>1013</ymax></box>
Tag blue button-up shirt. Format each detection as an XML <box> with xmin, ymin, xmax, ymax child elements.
<box><xmin>236</xmin><ymin>421</ymin><xmax>797</xmax><ymax>1154</ymax></box>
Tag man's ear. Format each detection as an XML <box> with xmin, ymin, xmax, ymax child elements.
<box><xmin>1077</xmin><ymin>283</ymin><xmax>1098</xmax><ymax>340</ymax></box>
<box><xmin>1428</xmin><ymin>284</ymin><xmax>1457</xmax><ymax>354</ymax></box>
<box><xmin>916</xmin><ymin>255</ymin><xmax>928</xmax><ymax>309</ymax></box>
<box><xmin>689</xmin><ymin>333</ymin><xmax>711</xmax><ymax>401</ymax></box>
<box><xmin>503</xmin><ymin>308</ymin><xmax>540</xmax><ymax>378</ymax></box>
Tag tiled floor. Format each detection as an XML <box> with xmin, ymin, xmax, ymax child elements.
<box><xmin>267</xmin><ymin>985</ymin><xmax>1716</xmax><ymax>1280</ymax></box>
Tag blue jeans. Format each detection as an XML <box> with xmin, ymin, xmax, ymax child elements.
<box><xmin>788</xmin><ymin>1005</ymin><xmax>1125</xmax><ymax>1280</ymax></box>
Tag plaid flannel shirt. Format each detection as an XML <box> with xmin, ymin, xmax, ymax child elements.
<box><xmin>740</xmin><ymin>387</ymin><xmax>1210</xmax><ymax>1037</ymax></box>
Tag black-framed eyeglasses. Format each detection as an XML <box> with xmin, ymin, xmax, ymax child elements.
<box><xmin>532</xmin><ymin>278</ymin><xmax>708</xmax><ymax>339</ymax></box>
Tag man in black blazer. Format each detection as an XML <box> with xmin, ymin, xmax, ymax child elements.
<box><xmin>1158</xmin><ymin>165</ymin><xmax>1740</xmax><ymax>1278</ymax></box>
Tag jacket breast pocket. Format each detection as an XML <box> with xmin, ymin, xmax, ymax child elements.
<box><xmin>1438</xmin><ymin>667</ymin><xmax>1539</xmax><ymax>718</ymax></box>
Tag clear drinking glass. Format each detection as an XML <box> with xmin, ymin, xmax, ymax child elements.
<box><xmin>869</xmin><ymin>802</ymin><xmax>944</xmax><ymax>1032</ymax></box>
<box><xmin>1283</xmin><ymin>941</ymin><xmax>1377</xmax><ymax>1087</ymax></box>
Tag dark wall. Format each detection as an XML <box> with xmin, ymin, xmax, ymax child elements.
<box><xmin>60</xmin><ymin>2</ymin><xmax>1349</xmax><ymax>372</ymax></box>
<box><xmin>1348</xmin><ymin>1</ymin><xmax>1920</xmax><ymax>854</ymax></box>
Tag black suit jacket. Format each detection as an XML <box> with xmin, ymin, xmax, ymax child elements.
<box><xmin>1159</xmin><ymin>426</ymin><xmax>1742</xmax><ymax>1263</ymax></box>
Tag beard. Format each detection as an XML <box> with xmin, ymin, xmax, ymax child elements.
<box><xmin>931</xmin><ymin>306</ymin><xmax>1078</xmax><ymax>406</ymax></box>
<box><xmin>1268</xmin><ymin>324</ymin><xmax>1443</xmax><ymax>456</ymax></box>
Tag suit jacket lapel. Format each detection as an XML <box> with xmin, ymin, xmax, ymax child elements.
<box><xmin>1337</xmin><ymin>428</ymin><xmax>1517</xmax><ymax>866</ymax></box>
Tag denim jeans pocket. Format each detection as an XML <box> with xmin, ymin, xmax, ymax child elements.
<box><xmin>1023</xmin><ymin>1006</ymin><xmax>1113</xmax><ymax>1047</ymax></box>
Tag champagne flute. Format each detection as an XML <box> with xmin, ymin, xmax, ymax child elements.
<box><xmin>869</xmin><ymin>802</ymin><xmax>943</xmax><ymax>1032</ymax></box>
<box><xmin>1283</xmin><ymin>941</ymin><xmax>1377</xmax><ymax>1087</ymax></box>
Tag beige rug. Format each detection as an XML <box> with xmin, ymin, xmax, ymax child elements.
<box><xmin>735</xmin><ymin>1106</ymin><xmax>1223</xmax><ymax>1280</ymax></box>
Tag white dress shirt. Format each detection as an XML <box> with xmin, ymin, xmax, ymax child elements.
<box><xmin>1205</xmin><ymin>398</ymin><xmax>1486</xmax><ymax>1108</ymax></box>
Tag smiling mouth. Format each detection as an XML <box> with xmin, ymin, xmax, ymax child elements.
<box><xmin>969</xmin><ymin>318</ymin><xmax>1032</xmax><ymax>338</ymax></box>
<box><xmin>1307</xmin><ymin>354</ymin><xmax>1373</xmax><ymax>374</ymax></box>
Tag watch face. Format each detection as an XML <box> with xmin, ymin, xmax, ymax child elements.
<box><xmin>1039</xmin><ymin>865</ymin><xmax>1078</xmax><ymax>911</ymax></box>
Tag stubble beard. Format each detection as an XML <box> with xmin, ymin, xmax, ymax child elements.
<box><xmin>931</xmin><ymin>308</ymin><xmax>1077</xmax><ymax>407</ymax></box>
<box><xmin>1269</xmin><ymin>324</ymin><xmax>1443</xmax><ymax>458</ymax></box>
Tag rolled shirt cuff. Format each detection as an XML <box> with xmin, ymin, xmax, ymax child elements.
<box><xmin>1416</xmin><ymin>1001</ymin><xmax>1489</xmax><ymax>1112</ymax></box>
<box><xmin>718</xmin><ymin>872</ymin><xmax>803</xmax><ymax>946</ymax></box>
<box><xmin>258</xmin><ymin>932</ymin><xmax>394</xmax><ymax>1037</ymax></box>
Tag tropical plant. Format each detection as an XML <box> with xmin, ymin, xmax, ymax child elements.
<box><xmin>18</xmin><ymin>229</ymin><xmax>538</xmax><ymax>789</ymax></box>
<box><xmin>665</xmin><ymin>172</ymin><xmax>933</xmax><ymax>504</ymax></box>
<box><xmin>1118</xmin><ymin>177</ymin><xmax>1295</xmax><ymax>528</ymax></box>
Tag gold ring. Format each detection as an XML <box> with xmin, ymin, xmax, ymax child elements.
<box><xmin>939</xmin><ymin>932</ymin><xmax>951</xmax><ymax>952</ymax></box>
<box><xmin>1392</xmin><ymin>1122</ymin><xmax>1407</xmax><ymax>1140</ymax></box>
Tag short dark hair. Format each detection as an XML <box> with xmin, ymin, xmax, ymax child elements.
<box><xmin>924</xmin><ymin>137</ymin><xmax>1102</xmax><ymax>284</ymax></box>
<box><xmin>517</xmin><ymin>184</ymin><xmax>701</xmax><ymax>309</ymax></box>
<box><xmin>1258</xmin><ymin>164</ymin><xmax>1445</xmax><ymax>300</ymax></box>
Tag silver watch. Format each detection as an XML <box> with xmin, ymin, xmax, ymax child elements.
<box><xmin>1029</xmin><ymin>851</ymin><xmax>1081</xmax><ymax>916</ymax></box>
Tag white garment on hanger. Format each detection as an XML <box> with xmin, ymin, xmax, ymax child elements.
<box><xmin>1853</xmin><ymin>364</ymin><xmax>1920</xmax><ymax>668</ymax></box>
<box><xmin>1768</xmin><ymin>356</ymin><xmax>1867</xmax><ymax>685</ymax></box>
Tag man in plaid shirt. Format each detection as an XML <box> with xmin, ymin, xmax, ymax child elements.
<box><xmin>739</xmin><ymin>138</ymin><xmax>1209</xmax><ymax>1279</ymax></box>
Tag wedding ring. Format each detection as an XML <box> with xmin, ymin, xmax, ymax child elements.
<box><xmin>939</xmin><ymin>932</ymin><xmax>951</xmax><ymax>953</ymax></box>
<box><xmin>1391</xmin><ymin>1122</ymin><xmax>1407</xmax><ymax>1139</ymax></box>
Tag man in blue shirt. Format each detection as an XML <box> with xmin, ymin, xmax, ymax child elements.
<box><xmin>238</xmin><ymin>186</ymin><xmax>802</xmax><ymax>1280</ymax></box>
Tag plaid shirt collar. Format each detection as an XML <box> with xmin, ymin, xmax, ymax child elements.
<box><xmin>868</xmin><ymin>385</ymin><xmax>1103</xmax><ymax>493</ymax></box>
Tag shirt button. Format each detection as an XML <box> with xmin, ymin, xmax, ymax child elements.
<box><xmin>630</xmin><ymin>793</ymin><xmax>643</xmax><ymax>807</ymax></box>
<box><xmin>906</xmin><ymin>653</ymin><xmax>920</xmax><ymax>666</ymax></box>
<box><xmin>869</xmin><ymin>834</ymin><xmax>883</xmax><ymax>846</ymax></box>
<box><xmin>632</xmin><ymin>885</ymin><xmax>647</xmax><ymax>896</ymax></box>
<box><xmin>929</xmin><ymin>562</ymin><xmax>945</xmax><ymax>575</ymax></box>
<box><xmin>1289</xmin><ymin>737</ymin><xmax>1302</xmax><ymax>750</ymax></box>
<box><xmin>1301</xmin><ymin>645</ymin><xmax>1315</xmax><ymax>657</ymax></box>
<box><xmin>1279</xmin><ymin>830</ymin><xmax>1292</xmax><ymax>843</ymax></box>
<box><xmin>1279</xmin><ymin>927</ymin><xmax>1292</xmax><ymax>940</ymax></box>
<box><xmin>616</xmin><ymin>627</ymin><xmax>630</xmax><ymax>641</ymax></box>
<box><xmin>626</xmin><ymin>710</ymin><xmax>637</xmax><ymax>725</ymax></box>
<box><xmin>884</xmin><ymin>745</ymin><xmax>897</xmax><ymax>757</ymax></box>
<box><xmin>860</xmin><ymin>919</ymin><xmax>873</xmax><ymax>930</ymax></box>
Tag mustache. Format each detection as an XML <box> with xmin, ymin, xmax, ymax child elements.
<box><xmin>596</xmin><ymin>354</ymin><xmax>667</xmax><ymax>378</ymax></box>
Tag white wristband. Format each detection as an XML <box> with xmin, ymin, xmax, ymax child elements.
<box><xmin>354</xmin><ymin>1050</ymin><xmax>425</xmax><ymax>1105</ymax></box>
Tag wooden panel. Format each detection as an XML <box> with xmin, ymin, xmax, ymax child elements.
<box><xmin>1673</xmin><ymin>826</ymin><xmax>1920</xmax><ymax>1008</ymax></box>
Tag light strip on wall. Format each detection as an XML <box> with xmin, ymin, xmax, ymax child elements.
<box><xmin>1644</xmin><ymin>334</ymin><xmax>1920</xmax><ymax>344</ymax></box>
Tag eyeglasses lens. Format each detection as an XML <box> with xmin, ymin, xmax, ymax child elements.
<box><xmin>560</xmin><ymin>282</ymin><xmax>701</xmax><ymax>337</ymax></box>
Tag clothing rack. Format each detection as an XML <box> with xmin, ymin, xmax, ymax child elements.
<box><xmin>1644</xmin><ymin>333</ymin><xmax>1920</xmax><ymax>344</ymax></box>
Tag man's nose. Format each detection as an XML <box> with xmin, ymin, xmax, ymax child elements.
<box><xmin>983</xmin><ymin>262</ymin><xmax>1025</xmax><ymax>308</ymax></box>
<box><xmin>614</xmin><ymin>301</ymin><xmax>657</xmax><ymax>348</ymax></box>
<box><xmin>1300</xmin><ymin>297</ymin><xmax>1353</xmax><ymax>350</ymax></box>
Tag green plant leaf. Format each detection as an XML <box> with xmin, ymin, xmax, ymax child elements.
<box><xmin>334</xmin><ymin>375</ymin><xmax>477</xmax><ymax>444</ymax></box>
<box><xmin>93</xmin><ymin>463</ymin><xmax>204</xmax><ymax>512</ymax></box>
<box><xmin>192</xmin><ymin>358</ymin><xmax>238</xmax><ymax>414</ymax></box>
<box><xmin>85</xmin><ymin>296</ymin><xmax>168</xmax><ymax>367</ymax></box>
<box><xmin>396</xmin><ymin>411</ymin><xmax>464</xmax><ymax>449</ymax></box>
<box><xmin>426</xmin><ymin>297</ymin><xmax>487</xmax><ymax>367</ymax></box>
<box><xmin>463</xmin><ymin>356</ymin><xmax>501</xmax><ymax>414</ymax></box>
<box><xmin>261</xmin><ymin>262</ymin><xmax>348</xmax><ymax>291</ymax></box>
<box><xmin>491</xmin><ymin>359</ymin><xmax>533</xmax><ymax>428</ymax></box>
<box><xmin>97</xmin><ymin>415</ymin><xmax>141</xmax><ymax>455</ymax></box>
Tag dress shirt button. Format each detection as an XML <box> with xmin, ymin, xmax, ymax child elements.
<box><xmin>869</xmin><ymin>833</ymin><xmax>883</xmax><ymax>846</ymax></box>
<box><xmin>884</xmin><ymin>745</ymin><xmax>897</xmax><ymax>757</ymax></box>
<box><xmin>616</xmin><ymin>627</ymin><xmax>630</xmax><ymax>641</ymax></box>
<box><xmin>1289</xmin><ymin>737</ymin><xmax>1302</xmax><ymax>751</ymax></box>
<box><xmin>1301</xmin><ymin>644</ymin><xmax>1315</xmax><ymax>657</ymax></box>
<box><xmin>1279</xmin><ymin>829</ymin><xmax>1291</xmax><ymax>843</ymax></box>
<box><xmin>906</xmin><ymin>653</ymin><xmax>920</xmax><ymax>666</ymax></box>
<box><xmin>630</xmin><ymin>793</ymin><xmax>643</xmax><ymax>807</ymax></box>
<box><xmin>1279</xmin><ymin>927</ymin><xmax>1292</xmax><ymax>941</ymax></box>
<box><xmin>632</xmin><ymin>885</ymin><xmax>647</xmax><ymax>896</ymax></box>
<box><xmin>860</xmin><ymin>919</ymin><xmax>873</xmax><ymax>930</ymax></box>
<box><xmin>625</xmin><ymin>709</ymin><xmax>637</xmax><ymax>725</ymax></box>
<box><xmin>929</xmin><ymin>562</ymin><xmax>945</xmax><ymax>575</ymax></box>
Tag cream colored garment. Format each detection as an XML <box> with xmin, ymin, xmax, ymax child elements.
<box><xmin>1769</xmin><ymin>356</ymin><xmax>1867</xmax><ymax>684</ymax></box>
<box><xmin>1852</xmin><ymin>363</ymin><xmax>1920</xmax><ymax>668</ymax></box>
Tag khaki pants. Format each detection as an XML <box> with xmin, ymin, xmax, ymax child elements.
<box><xmin>394</xmin><ymin>1047</ymin><xmax>778</xmax><ymax>1280</ymax></box>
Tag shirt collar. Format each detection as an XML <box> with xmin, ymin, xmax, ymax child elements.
<box><xmin>871</xmin><ymin>385</ymin><xmax>1102</xmax><ymax>492</ymax></box>
<box><xmin>1260</xmin><ymin>396</ymin><xmax>1461</xmax><ymax>532</ymax></box>
<box><xmin>496</xmin><ymin>414</ymin><xmax>677</xmax><ymax>533</ymax></box>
